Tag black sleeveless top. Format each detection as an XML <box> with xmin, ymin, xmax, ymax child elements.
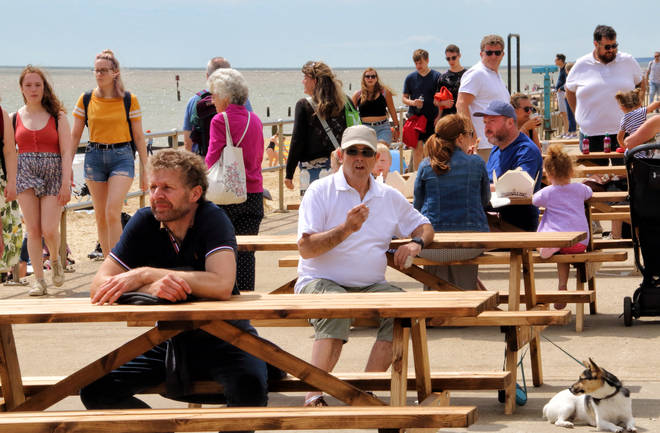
<box><xmin>358</xmin><ymin>93</ymin><xmax>387</xmax><ymax>117</ymax></box>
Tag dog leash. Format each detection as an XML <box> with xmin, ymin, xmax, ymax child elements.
<box><xmin>541</xmin><ymin>335</ymin><xmax>586</xmax><ymax>367</ymax></box>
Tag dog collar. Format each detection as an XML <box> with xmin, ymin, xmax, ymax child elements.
<box><xmin>592</xmin><ymin>386</ymin><xmax>620</xmax><ymax>403</ymax></box>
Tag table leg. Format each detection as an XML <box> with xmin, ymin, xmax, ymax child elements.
<box><xmin>522</xmin><ymin>249</ymin><xmax>537</xmax><ymax>309</ymax></box>
<box><xmin>530</xmin><ymin>328</ymin><xmax>544</xmax><ymax>386</ymax></box>
<box><xmin>503</xmin><ymin>327</ymin><xmax>518</xmax><ymax>415</ymax></box>
<box><xmin>390</xmin><ymin>319</ymin><xmax>409</xmax><ymax>406</ymax></box>
<box><xmin>201</xmin><ymin>321</ymin><xmax>382</xmax><ymax>406</ymax></box>
<box><xmin>13</xmin><ymin>326</ymin><xmax>181</xmax><ymax>412</ymax></box>
<box><xmin>0</xmin><ymin>324</ymin><xmax>25</xmax><ymax>409</ymax></box>
<box><xmin>508</xmin><ymin>250</ymin><xmax>523</xmax><ymax>311</ymax></box>
<box><xmin>269</xmin><ymin>278</ymin><xmax>298</xmax><ymax>294</ymax></box>
<box><xmin>386</xmin><ymin>254</ymin><xmax>462</xmax><ymax>291</ymax></box>
<box><xmin>410</xmin><ymin>319</ymin><xmax>434</xmax><ymax>404</ymax></box>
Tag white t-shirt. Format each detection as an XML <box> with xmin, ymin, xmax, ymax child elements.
<box><xmin>458</xmin><ymin>61</ymin><xmax>510</xmax><ymax>150</ymax></box>
<box><xmin>565</xmin><ymin>51</ymin><xmax>643</xmax><ymax>136</ymax></box>
<box><xmin>295</xmin><ymin>169</ymin><xmax>430</xmax><ymax>292</ymax></box>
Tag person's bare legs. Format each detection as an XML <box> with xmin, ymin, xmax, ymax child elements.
<box><xmin>105</xmin><ymin>175</ymin><xmax>134</xmax><ymax>253</ymax></box>
<box><xmin>87</xmin><ymin>180</ymin><xmax>110</xmax><ymax>255</ymax></box>
<box><xmin>17</xmin><ymin>191</ymin><xmax>44</xmax><ymax>281</ymax></box>
<box><xmin>304</xmin><ymin>338</ymin><xmax>343</xmax><ymax>404</ymax></box>
<box><xmin>39</xmin><ymin>196</ymin><xmax>61</xmax><ymax>265</ymax></box>
<box><xmin>559</xmin><ymin>111</ymin><xmax>568</xmax><ymax>136</ymax></box>
<box><xmin>365</xmin><ymin>340</ymin><xmax>393</xmax><ymax>372</ymax></box>
<box><xmin>554</xmin><ymin>263</ymin><xmax>570</xmax><ymax>310</ymax></box>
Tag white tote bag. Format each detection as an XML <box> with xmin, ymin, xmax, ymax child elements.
<box><xmin>206</xmin><ymin>111</ymin><xmax>250</xmax><ymax>205</ymax></box>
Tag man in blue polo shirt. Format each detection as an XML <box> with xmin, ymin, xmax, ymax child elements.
<box><xmin>477</xmin><ymin>100</ymin><xmax>543</xmax><ymax>232</ymax></box>
<box><xmin>80</xmin><ymin>149</ymin><xmax>268</xmax><ymax>418</ymax></box>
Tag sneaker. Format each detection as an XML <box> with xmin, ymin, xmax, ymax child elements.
<box><xmin>28</xmin><ymin>279</ymin><xmax>47</xmax><ymax>296</ymax></box>
<box><xmin>304</xmin><ymin>394</ymin><xmax>328</xmax><ymax>407</ymax></box>
<box><xmin>52</xmin><ymin>259</ymin><xmax>64</xmax><ymax>287</ymax></box>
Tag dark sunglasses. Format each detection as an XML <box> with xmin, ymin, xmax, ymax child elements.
<box><xmin>483</xmin><ymin>50</ymin><xmax>503</xmax><ymax>56</ymax></box>
<box><xmin>364</xmin><ymin>74</ymin><xmax>377</xmax><ymax>79</ymax></box>
<box><xmin>600</xmin><ymin>42</ymin><xmax>618</xmax><ymax>50</ymax></box>
<box><xmin>446</xmin><ymin>55</ymin><xmax>458</xmax><ymax>61</ymax></box>
<box><xmin>523</xmin><ymin>106</ymin><xmax>537</xmax><ymax>113</ymax></box>
<box><xmin>345</xmin><ymin>147</ymin><xmax>376</xmax><ymax>157</ymax></box>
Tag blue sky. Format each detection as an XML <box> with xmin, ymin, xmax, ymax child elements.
<box><xmin>3</xmin><ymin>0</ymin><xmax>657</xmax><ymax>69</ymax></box>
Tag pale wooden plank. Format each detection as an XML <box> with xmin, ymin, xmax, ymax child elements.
<box><xmin>522</xmin><ymin>250</ymin><xmax>537</xmax><ymax>309</ymax></box>
<box><xmin>573</xmin><ymin>165</ymin><xmax>627</xmax><ymax>177</ymax></box>
<box><xmin>0</xmin><ymin>325</ymin><xmax>25</xmax><ymax>409</ymax></box>
<box><xmin>0</xmin><ymin>406</ymin><xmax>478</xmax><ymax>432</ymax></box>
<box><xmin>390</xmin><ymin>319</ymin><xmax>409</xmax><ymax>407</ymax></box>
<box><xmin>410</xmin><ymin>319</ymin><xmax>432</xmax><ymax>404</ymax></box>
<box><xmin>428</xmin><ymin>310</ymin><xmax>571</xmax><ymax>327</ymax></box>
<box><xmin>508</xmin><ymin>251</ymin><xmax>522</xmax><ymax>311</ymax></box>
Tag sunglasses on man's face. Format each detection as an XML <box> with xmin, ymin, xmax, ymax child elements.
<box><xmin>600</xmin><ymin>42</ymin><xmax>618</xmax><ymax>51</ymax></box>
<box><xmin>364</xmin><ymin>74</ymin><xmax>377</xmax><ymax>79</ymax></box>
<box><xmin>446</xmin><ymin>55</ymin><xmax>458</xmax><ymax>61</ymax></box>
<box><xmin>483</xmin><ymin>50</ymin><xmax>503</xmax><ymax>56</ymax></box>
<box><xmin>345</xmin><ymin>147</ymin><xmax>376</xmax><ymax>157</ymax></box>
<box><xmin>523</xmin><ymin>106</ymin><xmax>537</xmax><ymax>113</ymax></box>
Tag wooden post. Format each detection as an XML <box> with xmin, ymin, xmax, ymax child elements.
<box><xmin>59</xmin><ymin>209</ymin><xmax>67</xmax><ymax>270</ymax></box>
<box><xmin>390</xmin><ymin>319</ymin><xmax>409</xmax><ymax>407</ymax></box>
<box><xmin>0</xmin><ymin>325</ymin><xmax>26</xmax><ymax>409</ymax></box>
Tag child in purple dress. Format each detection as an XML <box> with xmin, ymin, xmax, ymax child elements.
<box><xmin>533</xmin><ymin>144</ymin><xmax>592</xmax><ymax>309</ymax></box>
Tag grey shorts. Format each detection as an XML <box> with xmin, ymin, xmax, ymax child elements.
<box><xmin>17</xmin><ymin>153</ymin><xmax>62</xmax><ymax>197</ymax></box>
<box><xmin>299</xmin><ymin>278</ymin><xmax>403</xmax><ymax>342</ymax></box>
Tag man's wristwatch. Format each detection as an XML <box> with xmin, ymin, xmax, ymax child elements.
<box><xmin>410</xmin><ymin>237</ymin><xmax>425</xmax><ymax>249</ymax></box>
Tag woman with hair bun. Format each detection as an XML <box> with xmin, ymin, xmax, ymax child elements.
<box><xmin>71</xmin><ymin>50</ymin><xmax>147</xmax><ymax>258</ymax></box>
<box><xmin>413</xmin><ymin>114</ymin><xmax>490</xmax><ymax>290</ymax></box>
<box><xmin>14</xmin><ymin>66</ymin><xmax>74</xmax><ymax>295</ymax></box>
<box><xmin>285</xmin><ymin>61</ymin><xmax>346</xmax><ymax>195</ymax></box>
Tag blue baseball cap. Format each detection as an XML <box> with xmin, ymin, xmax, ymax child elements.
<box><xmin>473</xmin><ymin>100</ymin><xmax>517</xmax><ymax>122</ymax></box>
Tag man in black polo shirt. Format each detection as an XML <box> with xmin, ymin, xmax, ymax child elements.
<box><xmin>80</xmin><ymin>149</ymin><xmax>268</xmax><ymax>417</ymax></box>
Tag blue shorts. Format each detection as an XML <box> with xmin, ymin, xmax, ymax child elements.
<box><xmin>363</xmin><ymin>120</ymin><xmax>392</xmax><ymax>144</ymax></box>
<box><xmin>84</xmin><ymin>144</ymin><xmax>134</xmax><ymax>182</ymax></box>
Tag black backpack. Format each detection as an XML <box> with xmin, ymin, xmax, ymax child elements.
<box><xmin>189</xmin><ymin>91</ymin><xmax>216</xmax><ymax>157</ymax></box>
<box><xmin>83</xmin><ymin>90</ymin><xmax>136</xmax><ymax>156</ymax></box>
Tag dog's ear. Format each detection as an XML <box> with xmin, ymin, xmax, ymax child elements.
<box><xmin>583</xmin><ymin>359</ymin><xmax>592</xmax><ymax>369</ymax></box>
<box><xmin>588</xmin><ymin>358</ymin><xmax>601</xmax><ymax>372</ymax></box>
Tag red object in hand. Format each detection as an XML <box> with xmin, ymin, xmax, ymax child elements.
<box><xmin>616</xmin><ymin>146</ymin><xmax>625</xmax><ymax>153</ymax></box>
<box><xmin>434</xmin><ymin>86</ymin><xmax>453</xmax><ymax>102</ymax></box>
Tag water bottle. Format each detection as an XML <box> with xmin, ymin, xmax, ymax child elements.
<box><xmin>603</xmin><ymin>134</ymin><xmax>611</xmax><ymax>153</ymax></box>
<box><xmin>417</xmin><ymin>95</ymin><xmax>424</xmax><ymax>114</ymax></box>
<box><xmin>582</xmin><ymin>135</ymin><xmax>590</xmax><ymax>155</ymax></box>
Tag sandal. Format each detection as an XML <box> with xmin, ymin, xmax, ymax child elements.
<box><xmin>304</xmin><ymin>394</ymin><xmax>328</xmax><ymax>407</ymax></box>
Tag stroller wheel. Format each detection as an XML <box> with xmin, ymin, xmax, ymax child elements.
<box><xmin>624</xmin><ymin>297</ymin><xmax>633</xmax><ymax>327</ymax></box>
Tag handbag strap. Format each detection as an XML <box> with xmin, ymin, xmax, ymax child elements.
<box><xmin>221</xmin><ymin>111</ymin><xmax>252</xmax><ymax>148</ymax></box>
<box><xmin>306</xmin><ymin>96</ymin><xmax>340</xmax><ymax>150</ymax></box>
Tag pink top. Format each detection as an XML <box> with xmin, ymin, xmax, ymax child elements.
<box><xmin>14</xmin><ymin>113</ymin><xmax>60</xmax><ymax>154</ymax></box>
<box><xmin>206</xmin><ymin>104</ymin><xmax>264</xmax><ymax>194</ymax></box>
<box><xmin>532</xmin><ymin>183</ymin><xmax>593</xmax><ymax>246</ymax></box>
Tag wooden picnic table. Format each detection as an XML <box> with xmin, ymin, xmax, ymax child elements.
<box><xmin>0</xmin><ymin>293</ymin><xmax>495</xmax><ymax>428</ymax></box>
<box><xmin>238</xmin><ymin>232</ymin><xmax>586</xmax><ymax>312</ymax></box>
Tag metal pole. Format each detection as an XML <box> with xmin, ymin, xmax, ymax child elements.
<box><xmin>507</xmin><ymin>34</ymin><xmax>521</xmax><ymax>93</ymax></box>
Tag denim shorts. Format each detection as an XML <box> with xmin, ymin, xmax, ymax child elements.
<box><xmin>84</xmin><ymin>144</ymin><xmax>135</xmax><ymax>182</ymax></box>
<box><xmin>364</xmin><ymin>120</ymin><xmax>393</xmax><ymax>144</ymax></box>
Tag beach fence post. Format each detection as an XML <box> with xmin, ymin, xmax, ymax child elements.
<box><xmin>59</xmin><ymin>209</ymin><xmax>68</xmax><ymax>273</ymax></box>
<box><xmin>276</xmin><ymin>120</ymin><xmax>286</xmax><ymax>212</ymax></box>
<box><xmin>532</xmin><ymin>66</ymin><xmax>559</xmax><ymax>140</ymax></box>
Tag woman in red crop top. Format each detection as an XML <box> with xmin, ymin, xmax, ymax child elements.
<box><xmin>14</xmin><ymin>65</ymin><xmax>75</xmax><ymax>296</ymax></box>
<box><xmin>352</xmin><ymin>68</ymin><xmax>400</xmax><ymax>144</ymax></box>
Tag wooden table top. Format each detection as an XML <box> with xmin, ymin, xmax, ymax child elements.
<box><xmin>573</xmin><ymin>165</ymin><xmax>627</xmax><ymax>177</ymax></box>
<box><xmin>0</xmin><ymin>292</ymin><xmax>498</xmax><ymax>325</ymax></box>
<box><xmin>503</xmin><ymin>191</ymin><xmax>628</xmax><ymax>206</ymax></box>
<box><xmin>237</xmin><ymin>232</ymin><xmax>586</xmax><ymax>251</ymax></box>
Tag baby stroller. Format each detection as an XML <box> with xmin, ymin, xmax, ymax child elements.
<box><xmin>623</xmin><ymin>142</ymin><xmax>660</xmax><ymax>326</ymax></box>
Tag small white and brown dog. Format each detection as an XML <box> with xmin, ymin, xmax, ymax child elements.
<box><xmin>543</xmin><ymin>358</ymin><xmax>635</xmax><ymax>432</ymax></box>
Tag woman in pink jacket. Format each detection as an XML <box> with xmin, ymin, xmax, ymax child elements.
<box><xmin>205</xmin><ymin>68</ymin><xmax>264</xmax><ymax>292</ymax></box>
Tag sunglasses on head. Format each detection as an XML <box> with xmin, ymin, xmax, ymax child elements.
<box><xmin>483</xmin><ymin>50</ymin><xmax>503</xmax><ymax>56</ymax></box>
<box><xmin>446</xmin><ymin>55</ymin><xmax>458</xmax><ymax>61</ymax></box>
<box><xmin>523</xmin><ymin>106</ymin><xmax>537</xmax><ymax>113</ymax></box>
<box><xmin>364</xmin><ymin>74</ymin><xmax>377</xmax><ymax>79</ymax></box>
<box><xmin>345</xmin><ymin>147</ymin><xmax>376</xmax><ymax>157</ymax></box>
<box><xmin>600</xmin><ymin>42</ymin><xmax>618</xmax><ymax>50</ymax></box>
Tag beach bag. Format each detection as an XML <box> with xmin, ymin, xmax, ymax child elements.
<box><xmin>402</xmin><ymin>115</ymin><xmax>427</xmax><ymax>149</ymax></box>
<box><xmin>206</xmin><ymin>112</ymin><xmax>249</xmax><ymax>205</ymax></box>
<box><xmin>434</xmin><ymin>86</ymin><xmax>454</xmax><ymax>102</ymax></box>
<box><xmin>344</xmin><ymin>96</ymin><xmax>361</xmax><ymax>127</ymax></box>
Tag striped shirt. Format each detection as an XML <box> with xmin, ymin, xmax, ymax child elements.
<box><xmin>620</xmin><ymin>106</ymin><xmax>647</xmax><ymax>135</ymax></box>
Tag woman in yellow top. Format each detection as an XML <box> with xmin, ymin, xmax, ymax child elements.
<box><xmin>71</xmin><ymin>50</ymin><xmax>147</xmax><ymax>257</ymax></box>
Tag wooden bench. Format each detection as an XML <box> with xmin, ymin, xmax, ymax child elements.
<box><xmin>278</xmin><ymin>249</ymin><xmax>627</xmax><ymax>332</ymax></box>
<box><xmin>5</xmin><ymin>371</ymin><xmax>512</xmax><ymax>399</ymax></box>
<box><xmin>0</xmin><ymin>405</ymin><xmax>478</xmax><ymax>432</ymax></box>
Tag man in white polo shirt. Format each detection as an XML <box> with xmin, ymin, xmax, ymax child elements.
<box><xmin>295</xmin><ymin>125</ymin><xmax>433</xmax><ymax>407</ymax></box>
<box><xmin>457</xmin><ymin>34</ymin><xmax>511</xmax><ymax>161</ymax></box>
<box><xmin>566</xmin><ymin>25</ymin><xmax>644</xmax><ymax>162</ymax></box>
